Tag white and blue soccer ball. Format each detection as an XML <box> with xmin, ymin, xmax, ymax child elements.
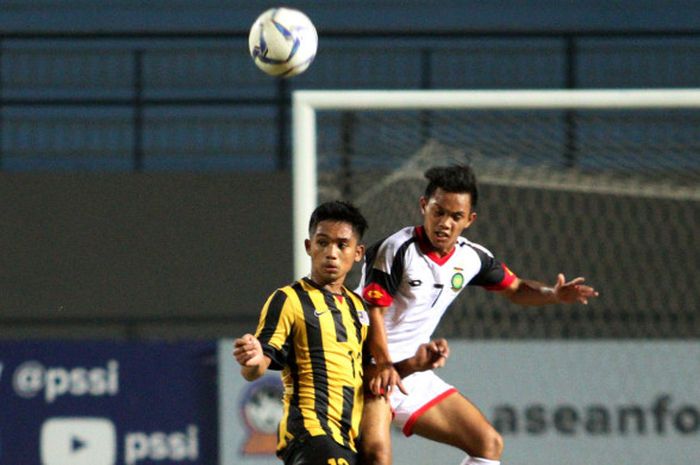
<box><xmin>248</xmin><ymin>7</ymin><xmax>318</xmax><ymax>78</ymax></box>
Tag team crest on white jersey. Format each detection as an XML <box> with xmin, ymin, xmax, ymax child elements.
<box><xmin>451</xmin><ymin>271</ymin><xmax>465</xmax><ymax>290</ymax></box>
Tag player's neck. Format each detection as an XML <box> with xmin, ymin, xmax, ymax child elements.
<box><xmin>306</xmin><ymin>275</ymin><xmax>344</xmax><ymax>295</ymax></box>
<box><xmin>416</xmin><ymin>225</ymin><xmax>455</xmax><ymax>257</ymax></box>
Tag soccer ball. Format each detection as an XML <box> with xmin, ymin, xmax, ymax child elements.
<box><xmin>248</xmin><ymin>7</ymin><xmax>318</xmax><ymax>78</ymax></box>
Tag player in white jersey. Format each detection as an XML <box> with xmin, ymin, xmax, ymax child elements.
<box><xmin>358</xmin><ymin>165</ymin><xmax>599</xmax><ymax>465</ymax></box>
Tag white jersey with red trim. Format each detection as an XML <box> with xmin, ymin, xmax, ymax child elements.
<box><xmin>359</xmin><ymin>225</ymin><xmax>516</xmax><ymax>362</ymax></box>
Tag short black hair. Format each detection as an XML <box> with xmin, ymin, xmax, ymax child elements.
<box><xmin>308</xmin><ymin>200</ymin><xmax>368</xmax><ymax>239</ymax></box>
<box><xmin>423</xmin><ymin>164</ymin><xmax>478</xmax><ymax>207</ymax></box>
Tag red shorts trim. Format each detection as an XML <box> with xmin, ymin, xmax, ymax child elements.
<box><xmin>401</xmin><ymin>388</ymin><xmax>458</xmax><ymax>436</ymax></box>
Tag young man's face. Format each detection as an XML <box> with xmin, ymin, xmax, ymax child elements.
<box><xmin>420</xmin><ymin>187</ymin><xmax>477</xmax><ymax>255</ymax></box>
<box><xmin>305</xmin><ymin>220</ymin><xmax>364</xmax><ymax>288</ymax></box>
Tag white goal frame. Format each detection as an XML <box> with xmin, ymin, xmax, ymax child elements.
<box><xmin>292</xmin><ymin>88</ymin><xmax>700</xmax><ymax>278</ymax></box>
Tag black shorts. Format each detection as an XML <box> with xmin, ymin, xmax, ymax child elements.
<box><xmin>281</xmin><ymin>434</ymin><xmax>357</xmax><ymax>465</ymax></box>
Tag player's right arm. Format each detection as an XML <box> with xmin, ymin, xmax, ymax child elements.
<box><xmin>234</xmin><ymin>288</ymin><xmax>294</xmax><ymax>382</ymax></box>
<box><xmin>233</xmin><ymin>334</ymin><xmax>272</xmax><ymax>381</ymax></box>
<box><xmin>366</xmin><ymin>305</ymin><xmax>405</xmax><ymax>397</ymax></box>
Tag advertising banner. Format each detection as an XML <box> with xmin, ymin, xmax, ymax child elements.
<box><xmin>218</xmin><ymin>339</ymin><xmax>283</xmax><ymax>465</ymax></box>
<box><xmin>0</xmin><ymin>341</ymin><xmax>217</xmax><ymax>465</ymax></box>
<box><xmin>219</xmin><ymin>340</ymin><xmax>700</xmax><ymax>465</ymax></box>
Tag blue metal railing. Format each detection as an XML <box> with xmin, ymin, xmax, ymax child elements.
<box><xmin>0</xmin><ymin>30</ymin><xmax>698</xmax><ymax>171</ymax></box>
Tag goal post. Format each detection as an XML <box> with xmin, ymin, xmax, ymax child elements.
<box><xmin>292</xmin><ymin>88</ymin><xmax>700</xmax><ymax>338</ymax></box>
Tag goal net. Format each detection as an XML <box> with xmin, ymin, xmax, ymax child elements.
<box><xmin>292</xmin><ymin>90</ymin><xmax>700</xmax><ymax>338</ymax></box>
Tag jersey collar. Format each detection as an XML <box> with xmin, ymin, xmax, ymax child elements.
<box><xmin>302</xmin><ymin>277</ymin><xmax>346</xmax><ymax>300</ymax></box>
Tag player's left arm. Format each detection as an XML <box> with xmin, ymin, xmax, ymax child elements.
<box><xmin>364</xmin><ymin>338</ymin><xmax>450</xmax><ymax>382</ymax></box>
<box><xmin>499</xmin><ymin>273</ymin><xmax>599</xmax><ymax>306</ymax></box>
<box><xmin>393</xmin><ymin>338</ymin><xmax>450</xmax><ymax>377</ymax></box>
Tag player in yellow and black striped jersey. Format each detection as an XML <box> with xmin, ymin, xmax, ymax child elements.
<box><xmin>258</xmin><ymin>277</ymin><xmax>369</xmax><ymax>459</ymax></box>
<box><xmin>235</xmin><ymin>200</ymin><xmax>370</xmax><ymax>465</ymax></box>
<box><xmin>234</xmin><ymin>201</ymin><xmax>451</xmax><ymax>465</ymax></box>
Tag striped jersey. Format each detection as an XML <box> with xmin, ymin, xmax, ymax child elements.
<box><xmin>359</xmin><ymin>226</ymin><xmax>516</xmax><ymax>362</ymax></box>
<box><xmin>255</xmin><ymin>277</ymin><xmax>370</xmax><ymax>455</ymax></box>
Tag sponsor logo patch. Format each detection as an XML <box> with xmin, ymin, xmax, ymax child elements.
<box><xmin>367</xmin><ymin>289</ymin><xmax>384</xmax><ymax>299</ymax></box>
<box><xmin>358</xmin><ymin>310</ymin><xmax>370</xmax><ymax>326</ymax></box>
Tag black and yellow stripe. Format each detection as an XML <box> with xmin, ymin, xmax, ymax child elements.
<box><xmin>255</xmin><ymin>278</ymin><xmax>368</xmax><ymax>455</ymax></box>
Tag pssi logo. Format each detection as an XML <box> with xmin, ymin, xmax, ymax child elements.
<box><xmin>13</xmin><ymin>360</ymin><xmax>119</xmax><ymax>403</ymax></box>
<box><xmin>125</xmin><ymin>425</ymin><xmax>199</xmax><ymax>465</ymax></box>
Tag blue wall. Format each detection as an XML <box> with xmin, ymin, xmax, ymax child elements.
<box><xmin>1</xmin><ymin>1</ymin><xmax>697</xmax><ymax>33</ymax></box>
<box><xmin>1</xmin><ymin>1</ymin><xmax>699</xmax><ymax>171</ymax></box>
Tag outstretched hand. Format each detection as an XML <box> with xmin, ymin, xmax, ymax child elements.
<box><xmin>233</xmin><ymin>334</ymin><xmax>264</xmax><ymax>367</ymax></box>
<box><xmin>553</xmin><ymin>273</ymin><xmax>599</xmax><ymax>304</ymax></box>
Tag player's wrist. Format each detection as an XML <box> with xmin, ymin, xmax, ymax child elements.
<box><xmin>377</xmin><ymin>362</ymin><xmax>395</xmax><ymax>373</ymax></box>
<box><xmin>542</xmin><ymin>286</ymin><xmax>560</xmax><ymax>303</ymax></box>
<box><xmin>392</xmin><ymin>358</ymin><xmax>416</xmax><ymax>378</ymax></box>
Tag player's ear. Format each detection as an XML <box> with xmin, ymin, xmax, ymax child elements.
<box><xmin>304</xmin><ymin>238</ymin><xmax>311</xmax><ymax>255</ymax></box>
<box><xmin>354</xmin><ymin>244</ymin><xmax>365</xmax><ymax>263</ymax></box>
<box><xmin>419</xmin><ymin>196</ymin><xmax>428</xmax><ymax>214</ymax></box>
<box><xmin>461</xmin><ymin>211</ymin><xmax>477</xmax><ymax>231</ymax></box>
